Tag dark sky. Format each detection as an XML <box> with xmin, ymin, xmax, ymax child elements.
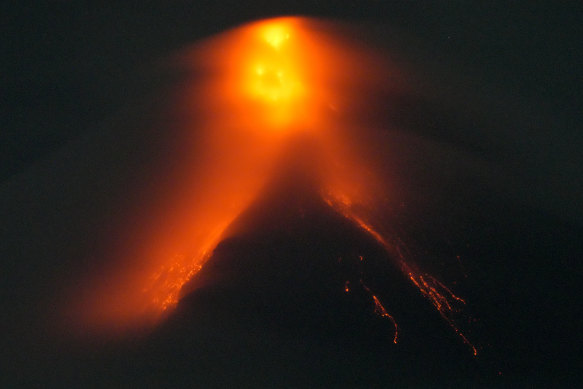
<box><xmin>3</xmin><ymin>1</ymin><xmax>581</xmax><ymax>219</ymax></box>
<box><xmin>2</xmin><ymin>1</ymin><xmax>582</xmax><ymax>387</ymax></box>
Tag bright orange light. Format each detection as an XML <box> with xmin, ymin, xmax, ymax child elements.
<box><xmin>243</xmin><ymin>20</ymin><xmax>308</xmax><ymax>127</ymax></box>
<box><xmin>262</xmin><ymin>24</ymin><xmax>290</xmax><ymax>49</ymax></box>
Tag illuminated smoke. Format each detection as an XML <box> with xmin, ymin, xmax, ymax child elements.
<box><xmin>66</xmin><ymin>17</ymin><xmax>477</xmax><ymax>354</ymax></box>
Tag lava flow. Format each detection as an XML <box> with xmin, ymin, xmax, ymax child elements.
<box><xmin>359</xmin><ymin>281</ymin><xmax>399</xmax><ymax>345</ymax></box>
<box><xmin>66</xmin><ymin>17</ymin><xmax>477</xmax><ymax>355</ymax></box>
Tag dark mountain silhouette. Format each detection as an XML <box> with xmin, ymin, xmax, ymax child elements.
<box><xmin>123</xmin><ymin>135</ymin><xmax>486</xmax><ymax>387</ymax></box>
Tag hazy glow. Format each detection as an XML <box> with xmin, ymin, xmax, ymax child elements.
<box><xmin>66</xmin><ymin>17</ymin><xmax>476</xmax><ymax>354</ymax></box>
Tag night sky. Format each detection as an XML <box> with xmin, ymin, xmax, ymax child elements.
<box><xmin>2</xmin><ymin>1</ymin><xmax>582</xmax><ymax>387</ymax></box>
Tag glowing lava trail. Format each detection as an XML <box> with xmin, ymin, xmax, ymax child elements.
<box><xmin>67</xmin><ymin>17</ymin><xmax>477</xmax><ymax>355</ymax></box>
<box><xmin>360</xmin><ymin>281</ymin><xmax>399</xmax><ymax>344</ymax></box>
<box><xmin>325</xmin><ymin>195</ymin><xmax>478</xmax><ymax>355</ymax></box>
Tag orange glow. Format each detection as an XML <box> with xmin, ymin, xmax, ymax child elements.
<box><xmin>344</xmin><ymin>280</ymin><xmax>351</xmax><ymax>293</ymax></box>
<box><xmin>184</xmin><ymin>17</ymin><xmax>325</xmax><ymax>131</ymax></box>
<box><xmin>64</xmin><ymin>16</ymin><xmax>476</xmax><ymax>356</ymax></box>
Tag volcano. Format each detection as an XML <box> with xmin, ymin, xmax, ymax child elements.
<box><xmin>110</xmin><ymin>135</ymin><xmax>484</xmax><ymax>387</ymax></box>
<box><xmin>3</xmin><ymin>9</ymin><xmax>582</xmax><ymax>387</ymax></box>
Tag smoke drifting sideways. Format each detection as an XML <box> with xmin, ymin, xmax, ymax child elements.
<box><xmin>62</xmin><ymin>16</ymin><xmax>474</xmax><ymax>351</ymax></box>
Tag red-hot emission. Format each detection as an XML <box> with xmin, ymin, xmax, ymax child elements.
<box><xmin>66</xmin><ymin>17</ymin><xmax>477</xmax><ymax>355</ymax></box>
